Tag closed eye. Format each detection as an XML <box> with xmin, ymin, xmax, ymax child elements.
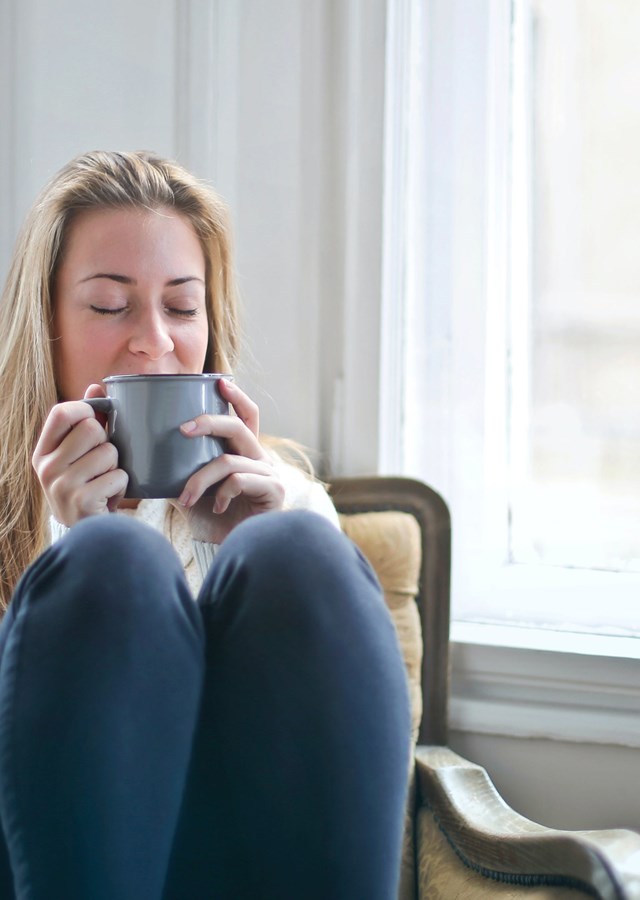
<box><xmin>168</xmin><ymin>307</ymin><xmax>199</xmax><ymax>318</ymax></box>
<box><xmin>90</xmin><ymin>305</ymin><xmax>127</xmax><ymax>316</ymax></box>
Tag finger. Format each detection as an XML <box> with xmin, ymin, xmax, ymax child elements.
<box><xmin>66</xmin><ymin>468</ymin><xmax>129</xmax><ymax>520</ymax></box>
<box><xmin>179</xmin><ymin>455</ymin><xmax>275</xmax><ymax>507</ymax></box>
<box><xmin>84</xmin><ymin>383</ymin><xmax>107</xmax><ymax>400</ymax></box>
<box><xmin>36</xmin><ymin>416</ymin><xmax>109</xmax><ymax>482</ymax></box>
<box><xmin>34</xmin><ymin>400</ymin><xmax>104</xmax><ymax>460</ymax></box>
<box><xmin>218</xmin><ymin>378</ymin><xmax>259</xmax><ymax>437</ymax></box>
<box><xmin>179</xmin><ymin>414</ymin><xmax>267</xmax><ymax>461</ymax></box>
<box><xmin>107</xmin><ymin>487</ymin><xmax>128</xmax><ymax>513</ymax></box>
<box><xmin>44</xmin><ymin>444</ymin><xmax>121</xmax><ymax>520</ymax></box>
<box><xmin>34</xmin><ymin>420</ymin><xmax>111</xmax><ymax>495</ymax></box>
<box><xmin>213</xmin><ymin>472</ymin><xmax>285</xmax><ymax>515</ymax></box>
<box><xmin>48</xmin><ymin>442</ymin><xmax>120</xmax><ymax>497</ymax></box>
<box><xmin>83</xmin><ymin>383</ymin><xmax>109</xmax><ymax>427</ymax></box>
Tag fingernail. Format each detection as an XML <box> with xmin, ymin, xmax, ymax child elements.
<box><xmin>178</xmin><ymin>491</ymin><xmax>191</xmax><ymax>507</ymax></box>
<box><xmin>181</xmin><ymin>420</ymin><xmax>197</xmax><ymax>433</ymax></box>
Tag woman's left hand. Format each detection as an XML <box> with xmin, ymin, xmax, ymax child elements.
<box><xmin>172</xmin><ymin>378</ymin><xmax>285</xmax><ymax>544</ymax></box>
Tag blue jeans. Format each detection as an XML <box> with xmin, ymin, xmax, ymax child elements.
<box><xmin>0</xmin><ymin>511</ymin><xmax>411</xmax><ymax>899</ymax></box>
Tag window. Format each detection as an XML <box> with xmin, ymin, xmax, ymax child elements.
<box><xmin>511</xmin><ymin>0</ymin><xmax>640</xmax><ymax>575</ymax></box>
<box><xmin>391</xmin><ymin>0</ymin><xmax>640</xmax><ymax>637</ymax></box>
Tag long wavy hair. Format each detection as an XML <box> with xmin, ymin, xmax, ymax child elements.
<box><xmin>0</xmin><ymin>150</ymin><xmax>241</xmax><ymax>611</ymax></box>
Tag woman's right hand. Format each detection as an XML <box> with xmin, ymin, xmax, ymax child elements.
<box><xmin>32</xmin><ymin>385</ymin><xmax>128</xmax><ymax>527</ymax></box>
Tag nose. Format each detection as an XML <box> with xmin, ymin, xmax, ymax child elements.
<box><xmin>128</xmin><ymin>309</ymin><xmax>174</xmax><ymax>360</ymax></box>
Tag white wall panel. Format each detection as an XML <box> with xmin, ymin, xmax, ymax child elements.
<box><xmin>0</xmin><ymin>0</ymin><xmax>387</xmax><ymax>468</ymax></box>
<box><xmin>2</xmin><ymin>0</ymin><xmax>177</xmax><ymax>238</ymax></box>
<box><xmin>220</xmin><ymin>1</ymin><xmax>323</xmax><ymax>453</ymax></box>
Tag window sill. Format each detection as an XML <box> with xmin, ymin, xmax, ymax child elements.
<box><xmin>451</xmin><ymin>621</ymin><xmax>640</xmax><ymax>659</ymax></box>
<box><xmin>449</xmin><ymin>621</ymin><xmax>640</xmax><ymax>748</ymax></box>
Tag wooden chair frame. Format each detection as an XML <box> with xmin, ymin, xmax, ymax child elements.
<box><xmin>329</xmin><ymin>475</ymin><xmax>640</xmax><ymax>900</ymax></box>
<box><xmin>330</xmin><ymin>475</ymin><xmax>451</xmax><ymax>745</ymax></box>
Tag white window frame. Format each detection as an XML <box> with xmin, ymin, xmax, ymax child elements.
<box><xmin>371</xmin><ymin>0</ymin><xmax>640</xmax><ymax>751</ymax></box>
<box><xmin>383</xmin><ymin>0</ymin><xmax>640</xmax><ymax>645</ymax></box>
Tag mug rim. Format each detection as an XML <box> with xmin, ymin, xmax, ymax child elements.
<box><xmin>103</xmin><ymin>373</ymin><xmax>232</xmax><ymax>384</ymax></box>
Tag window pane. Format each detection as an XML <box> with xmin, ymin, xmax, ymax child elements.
<box><xmin>511</xmin><ymin>0</ymin><xmax>640</xmax><ymax>572</ymax></box>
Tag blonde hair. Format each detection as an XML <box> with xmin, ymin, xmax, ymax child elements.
<box><xmin>0</xmin><ymin>150</ymin><xmax>241</xmax><ymax>610</ymax></box>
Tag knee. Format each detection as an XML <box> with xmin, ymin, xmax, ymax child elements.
<box><xmin>216</xmin><ymin>509</ymin><xmax>370</xmax><ymax>588</ymax></box>
<box><xmin>230</xmin><ymin>508</ymin><xmax>344</xmax><ymax>558</ymax></box>
<box><xmin>202</xmin><ymin>510</ymin><xmax>385</xmax><ymax>629</ymax></box>
<box><xmin>14</xmin><ymin>515</ymin><xmax>193</xmax><ymax>630</ymax></box>
<box><xmin>200</xmin><ymin>511</ymin><xmax>409</xmax><ymax>730</ymax></box>
<box><xmin>61</xmin><ymin>514</ymin><xmax>179</xmax><ymax>578</ymax></box>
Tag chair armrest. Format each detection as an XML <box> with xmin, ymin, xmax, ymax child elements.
<box><xmin>415</xmin><ymin>745</ymin><xmax>640</xmax><ymax>900</ymax></box>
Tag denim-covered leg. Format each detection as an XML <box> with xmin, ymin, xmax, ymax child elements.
<box><xmin>0</xmin><ymin>516</ymin><xmax>204</xmax><ymax>900</ymax></box>
<box><xmin>0</xmin><ymin>595</ymin><xmax>17</xmax><ymax>900</ymax></box>
<box><xmin>164</xmin><ymin>510</ymin><xmax>411</xmax><ymax>900</ymax></box>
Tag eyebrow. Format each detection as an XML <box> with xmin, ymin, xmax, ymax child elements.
<box><xmin>79</xmin><ymin>273</ymin><xmax>205</xmax><ymax>287</ymax></box>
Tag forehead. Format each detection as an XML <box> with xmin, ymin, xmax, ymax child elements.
<box><xmin>59</xmin><ymin>206</ymin><xmax>205</xmax><ymax>274</ymax></box>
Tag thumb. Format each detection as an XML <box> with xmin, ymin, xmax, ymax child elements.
<box><xmin>84</xmin><ymin>382</ymin><xmax>107</xmax><ymax>400</ymax></box>
<box><xmin>83</xmin><ymin>383</ymin><xmax>109</xmax><ymax>428</ymax></box>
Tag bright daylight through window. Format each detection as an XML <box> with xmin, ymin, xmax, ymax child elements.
<box><xmin>395</xmin><ymin>0</ymin><xmax>640</xmax><ymax>638</ymax></box>
<box><xmin>510</xmin><ymin>0</ymin><xmax>640</xmax><ymax>576</ymax></box>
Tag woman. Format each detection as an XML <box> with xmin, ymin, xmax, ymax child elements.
<box><xmin>0</xmin><ymin>150</ymin><xmax>410</xmax><ymax>899</ymax></box>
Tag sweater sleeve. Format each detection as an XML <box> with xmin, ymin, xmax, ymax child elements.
<box><xmin>49</xmin><ymin>517</ymin><xmax>70</xmax><ymax>545</ymax></box>
<box><xmin>275</xmin><ymin>458</ymin><xmax>341</xmax><ymax>530</ymax></box>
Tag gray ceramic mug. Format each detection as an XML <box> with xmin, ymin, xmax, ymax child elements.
<box><xmin>85</xmin><ymin>373</ymin><xmax>230</xmax><ymax>499</ymax></box>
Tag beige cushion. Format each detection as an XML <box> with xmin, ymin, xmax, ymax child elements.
<box><xmin>340</xmin><ymin>510</ymin><xmax>423</xmax><ymax>900</ymax></box>
<box><xmin>339</xmin><ymin>510</ymin><xmax>423</xmax><ymax>745</ymax></box>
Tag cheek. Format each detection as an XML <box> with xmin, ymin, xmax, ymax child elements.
<box><xmin>52</xmin><ymin>313</ymin><xmax>81</xmax><ymax>384</ymax></box>
<box><xmin>184</xmin><ymin>321</ymin><xmax>211</xmax><ymax>370</ymax></box>
<box><xmin>55</xmin><ymin>322</ymin><xmax>119</xmax><ymax>392</ymax></box>
<box><xmin>53</xmin><ymin>335</ymin><xmax>94</xmax><ymax>401</ymax></box>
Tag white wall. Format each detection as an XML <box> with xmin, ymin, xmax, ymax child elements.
<box><xmin>450</xmin><ymin>730</ymin><xmax>640</xmax><ymax>832</ymax></box>
<box><xmin>0</xmin><ymin>0</ymin><xmax>178</xmax><ymax>265</ymax></box>
<box><xmin>1</xmin><ymin>0</ymin><xmax>638</xmax><ymax>835</ymax></box>
<box><xmin>1</xmin><ymin>0</ymin><xmax>388</xmax><ymax>477</ymax></box>
<box><xmin>449</xmin><ymin>628</ymin><xmax>640</xmax><ymax>831</ymax></box>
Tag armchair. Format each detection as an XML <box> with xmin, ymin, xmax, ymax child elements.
<box><xmin>329</xmin><ymin>476</ymin><xmax>640</xmax><ymax>900</ymax></box>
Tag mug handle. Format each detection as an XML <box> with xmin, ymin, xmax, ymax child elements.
<box><xmin>83</xmin><ymin>397</ymin><xmax>114</xmax><ymax>414</ymax></box>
